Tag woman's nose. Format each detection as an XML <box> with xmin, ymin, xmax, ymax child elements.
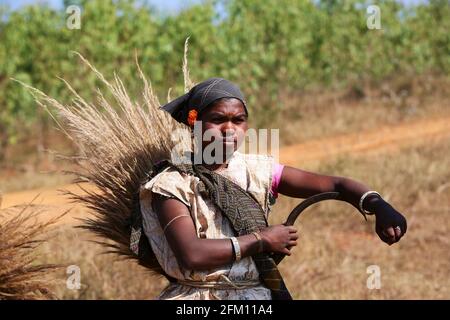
<box><xmin>221</xmin><ymin>121</ymin><xmax>235</xmax><ymax>132</ymax></box>
<box><xmin>221</xmin><ymin>123</ymin><xmax>235</xmax><ymax>137</ymax></box>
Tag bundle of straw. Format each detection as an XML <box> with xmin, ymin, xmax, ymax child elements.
<box><xmin>0</xmin><ymin>195</ymin><xmax>66</xmax><ymax>300</ymax></box>
<box><xmin>15</xmin><ymin>39</ymin><xmax>195</xmax><ymax>276</ymax></box>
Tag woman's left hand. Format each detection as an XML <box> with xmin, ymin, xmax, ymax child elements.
<box><xmin>373</xmin><ymin>199</ymin><xmax>407</xmax><ymax>245</ymax></box>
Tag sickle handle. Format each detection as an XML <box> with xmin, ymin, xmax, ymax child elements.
<box><xmin>272</xmin><ymin>192</ymin><xmax>341</xmax><ymax>265</ymax></box>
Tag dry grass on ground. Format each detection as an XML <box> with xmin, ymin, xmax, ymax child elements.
<box><xmin>271</xmin><ymin>75</ymin><xmax>450</xmax><ymax>146</ymax></box>
<box><xmin>0</xmin><ymin>199</ymin><xmax>66</xmax><ymax>300</ymax></box>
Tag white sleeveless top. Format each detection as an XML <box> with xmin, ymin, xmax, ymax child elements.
<box><xmin>139</xmin><ymin>151</ymin><xmax>276</xmax><ymax>300</ymax></box>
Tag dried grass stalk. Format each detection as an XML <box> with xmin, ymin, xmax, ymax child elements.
<box><xmin>0</xmin><ymin>195</ymin><xmax>67</xmax><ymax>300</ymax></box>
<box><xmin>13</xmin><ymin>40</ymin><xmax>194</xmax><ymax>276</ymax></box>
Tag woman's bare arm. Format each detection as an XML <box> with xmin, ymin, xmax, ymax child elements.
<box><xmin>151</xmin><ymin>192</ymin><xmax>298</xmax><ymax>271</ymax></box>
<box><xmin>278</xmin><ymin>166</ymin><xmax>380</xmax><ymax>211</ymax></box>
<box><xmin>277</xmin><ymin>166</ymin><xmax>407</xmax><ymax>245</ymax></box>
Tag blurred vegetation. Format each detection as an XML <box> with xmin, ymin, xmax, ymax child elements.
<box><xmin>0</xmin><ymin>0</ymin><xmax>449</xmax><ymax>160</ymax></box>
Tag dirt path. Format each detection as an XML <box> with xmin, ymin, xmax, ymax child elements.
<box><xmin>1</xmin><ymin>115</ymin><xmax>449</xmax><ymax>225</ymax></box>
<box><xmin>279</xmin><ymin>115</ymin><xmax>450</xmax><ymax>166</ymax></box>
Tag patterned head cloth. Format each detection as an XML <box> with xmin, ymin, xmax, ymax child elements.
<box><xmin>160</xmin><ymin>77</ymin><xmax>248</xmax><ymax>126</ymax></box>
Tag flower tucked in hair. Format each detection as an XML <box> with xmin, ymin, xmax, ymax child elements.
<box><xmin>187</xmin><ymin>109</ymin><xmax>198</xmax><ymax>127</ymax></box>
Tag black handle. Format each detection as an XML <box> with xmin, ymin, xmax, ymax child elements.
<box><xmin>272</xmin><ymin>192</ymin><xmax>341</xmax><ymax>265</ymax></box>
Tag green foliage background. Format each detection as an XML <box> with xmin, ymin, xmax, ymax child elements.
<box><xmin>0</xmin><ymin>0</ymin><xmax>449</xmax><ymax>156</ymax></box>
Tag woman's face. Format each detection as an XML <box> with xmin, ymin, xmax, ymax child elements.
<box><xmin>197</xmin><ymin>98</ymin><xmax>248</xmax><ymax>162</ymax></box>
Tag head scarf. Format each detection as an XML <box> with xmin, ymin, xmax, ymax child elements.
<box><xmin>160</xmin><ymin>77</ymin><xmax>248</xmax><ymax>126</ymax></box>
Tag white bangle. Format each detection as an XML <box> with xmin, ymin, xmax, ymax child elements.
<box><xmin>359</xmin><ymin>191</ymin><xmax>381</xmax><ymax>214</ymax></box>
<box><xmin>230</xmin><ymin>237</ymin><xmax>241</xmax><ymax>262</ymax></box>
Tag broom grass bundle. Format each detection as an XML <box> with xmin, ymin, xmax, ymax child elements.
<box><xmin>14</xmin><ymin>39</ymin><xmax>195</xmax><ymax>275</ymax></box>
<box><xmin>0</xmin><ymin>195</ymin><xmax>67</xmax><ymax>300</ymax></box>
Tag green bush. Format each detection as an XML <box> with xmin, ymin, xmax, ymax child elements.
<box><xmin>0</xmin><ymin>0</ymin><xmax>449</xmax><ymax>157</ymax></box>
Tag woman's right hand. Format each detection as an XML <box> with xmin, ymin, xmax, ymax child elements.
<box><xmin>260</xmin><ymin>224</ymin><xmax>298</xmax><ymax>256</ymax></box>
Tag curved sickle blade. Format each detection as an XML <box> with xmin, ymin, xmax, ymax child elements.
<box><xmin>272</xmin><ymin>191</ymin><xmax>341</xmax><ymax>265</ymax></box>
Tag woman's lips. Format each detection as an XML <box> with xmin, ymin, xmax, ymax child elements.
<box><xmin>221</xmin><ymin>138</ymin><xmax>237</xmax><ymax>145</ymax></box>
<box><xmin>206</xmin><ymin>136</ymin><xmax>238</xmax><ymax>146</ymax></box>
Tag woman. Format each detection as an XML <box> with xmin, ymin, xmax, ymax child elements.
<box><xmin>139</xmin><ymin>77</ymin><xmax>407</xmax><ymax>300</ymax></box>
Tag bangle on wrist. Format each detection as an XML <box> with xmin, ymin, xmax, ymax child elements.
<box><xmin>251</xmin><ymin>231</ymin><xmax>264</xmax><ymax>253</ymax></box>
<box><xmin>359</xmin><ymin>191</ymin><xmax>381</xmax><ymax>215</ymax></box>
<box><xmin>230</xmin><ymin>237</ymin><xmax>241</xmax><ymax>262</ymax></box>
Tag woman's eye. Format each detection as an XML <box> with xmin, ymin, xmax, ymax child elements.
<box><xmin>211</xmin><ymin>118</ymin><xmax>223</xmax><ymax>123</ymax></box>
